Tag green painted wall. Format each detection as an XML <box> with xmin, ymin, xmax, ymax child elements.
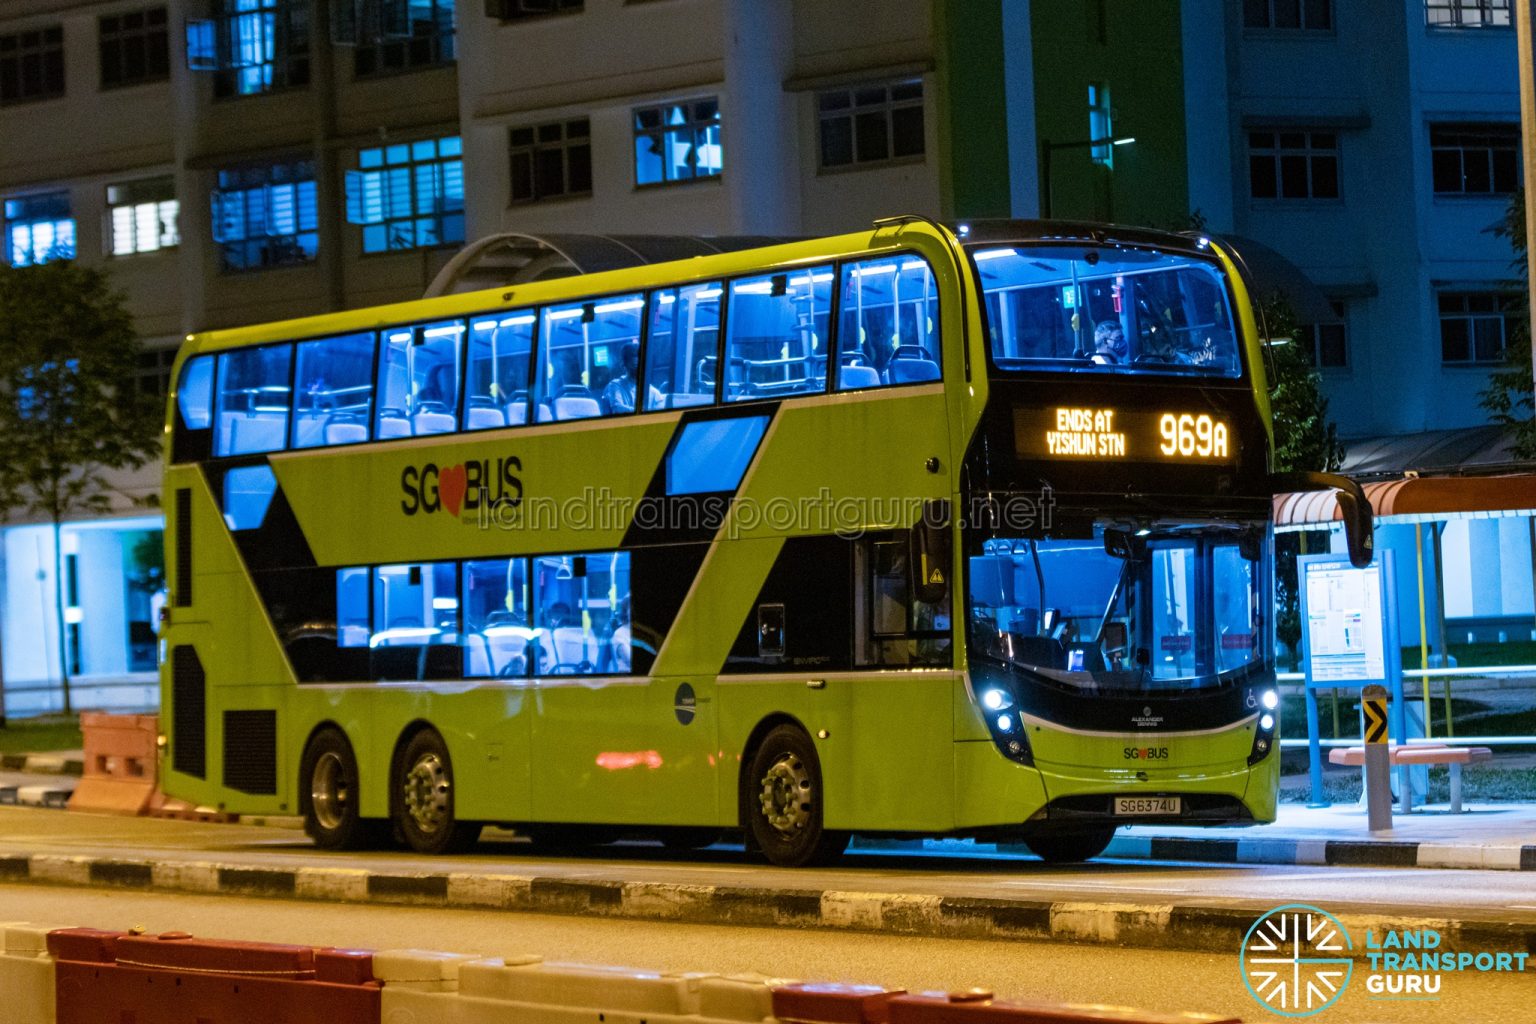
<box><xmin>1030</xmin><ymin>0</ymin><xmax>1190</xmax><ymax>227</ymax></box>
<box><xmin>933</xmin><ymin>0</ymin><xmax>1014</xmax><ymax>219</ymax></box>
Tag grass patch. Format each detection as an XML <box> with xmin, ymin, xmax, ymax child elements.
<box><xmin>0</xmin><ymin>717</ymin><xmax>82</xmax><ymax>755</ymax></box>
<box><xmin>1281</xmin><ymin>765</ymin><xmax>1536</xmax><ymax>803</ymax></box>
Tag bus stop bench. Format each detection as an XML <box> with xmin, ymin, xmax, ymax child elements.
<box><xmin>1328</xmin><ymin>744</ymin><xmax>1493</xmax><ymax>813</ymax></box>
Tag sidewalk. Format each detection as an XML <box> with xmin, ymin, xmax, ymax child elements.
<box><xmin>1105</xmin><ymin>801</ymin><xmax>1536</xmax><ymax>870</ymax></box>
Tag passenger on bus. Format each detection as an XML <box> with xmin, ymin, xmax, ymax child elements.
<box><xmin>1091</xmin><ymin>322</ymin><xmax>1128</xmax><ymax>365</ymax></box>
<box><xmin>600</xmin><ymin>342</ymin><xmax>662</xmax><ymax>414</ymax></box>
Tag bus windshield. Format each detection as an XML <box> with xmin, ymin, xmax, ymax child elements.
<box><xmin>972</xmin><ymin>244</ymin><xmax>1241</xmax><ymax>378</ymax></box>
<box><xmin>967</xmin><ymin>524</ymin><xmax>1267</xmax><ymax>694</ymax></box>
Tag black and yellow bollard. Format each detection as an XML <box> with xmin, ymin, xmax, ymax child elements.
<box><xmin>1362</xmin><ymin>684</ymin><xmax>1393</xmax><ymax>833</ymax></box>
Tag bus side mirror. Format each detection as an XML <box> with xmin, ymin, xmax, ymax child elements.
<box><xmin>1271</xmin><ymin>471</ymin><xmax>1374</xmax><ymax>569</ymax></box>
<box><xmin>913</xmin><ymin>498</ymin><xmax>952</xmax><ymax>605</ymax></box>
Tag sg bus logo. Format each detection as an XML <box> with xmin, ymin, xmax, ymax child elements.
<box><xmin>1158</xmin><ymin>413</ymin><xmax>1229</xmax><ymax>459</ymax></box>
<box><xmin>401</xmin><ymin>456</ymin><xmax>523</xmax><ymax>518</ymax></box>
<box><xmin>1122</xmin><ymin>746</ymin><xmax>1168</xmax><ymax>760</ymax></box>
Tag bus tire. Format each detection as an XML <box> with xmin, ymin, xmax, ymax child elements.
<box><xmin>393</xmin><ymin>729</ymin><xmax>482</xmax><ymax>855</ymax></box>
<box><xmin>1022</xmin><ymin>827</ymin><xmax>1117</xmax><ymax>864</ymax></box>
<box><xmin>743</xmin><ymin>724</ymin><xmax>849</xmax><ymax>867</ymax></box>
<box><xmin>300</xmin><ymin>727</ymin><xmax>384</xmax><ymax>850</ymax></box>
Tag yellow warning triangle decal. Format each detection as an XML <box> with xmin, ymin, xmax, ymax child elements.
<box><xmin>928</xmin><ymin>567</ymin><xmax>945</xmax><ymax>585</ymax></box>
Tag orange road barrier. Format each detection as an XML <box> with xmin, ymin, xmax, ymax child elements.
<box><xmin>886</xmin><ymin>990</ymin><xmax>1243</xmax><ymax>1024</ymax></box>
<box><xmin>49</xmin><ymin>928</ymin><xmax>379</xmax><ymax>1024</ymax></box>
<box><xmin>66</xmin><ymin>712</ymin><xmax>158</xmax><ymax>815</ymax></box>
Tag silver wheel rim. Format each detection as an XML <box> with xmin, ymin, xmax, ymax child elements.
<box><xmin>310</xmin><ymin>751</ymin><xmax>348</xmax><ymax>831</ymax></box>
<box><xmin>758</xmin><ymin>752</ymin><xmax>813</xmax><ymax>836</ymax></box>
<box><xmin>403</xmin><ymin>752</ymin><xmax>451</xmax><ymax>834</ymax></box>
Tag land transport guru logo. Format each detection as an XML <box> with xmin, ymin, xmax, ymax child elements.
<box><xmin>401</xmin><ymin>455</ymin><xmax>522</xmax><ymax>519</ymax></box>
<box><xmin>1241</xmin><ymin>902</ymin><xmax>1531</xmax><ymax>1017</ymax></box>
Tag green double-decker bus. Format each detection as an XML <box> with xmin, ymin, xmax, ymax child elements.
<box><xmin>159</xmin><ymin>218</ymin><xmax>1367</xmax><ymax>866</ymax></box>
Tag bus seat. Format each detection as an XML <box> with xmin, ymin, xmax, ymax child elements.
<box><xmin>668</xmin><ymin>393</ymin><xmax>711</xmax><ymax>408</ymax></box>
<box><xmin>536</xmin><ymin>403</ymin><xmax>553</xmax><ymax>422</ymax></box>
<box><xmin>507</xmin><ymin>402</ymin><xmax>529</xmax><ymax>425</ymax></box>
<box><xmin>465</xmin><ymin>638</ymin><xmax>492</xmax><ymax>677</ymax></box>
<box><xmin>413</xmin><ymin>411</ymin><xmax>456</xmax><ymax>435</ymax></box>
<box><xmin>377</xmin><ymin>415</ymin><xmax>410</xmax><ymax>438</ymax></box>
<box><xmin>554</xmin><ymin>395</ymin><xmax>601</xmax><ymax>420</ymax></box>
<box><xmin>292</xmin><ymin>415</ymin><xmax>325</xmax><ymax>449</ymax></box>
<box><xmin>466</xmin><ymin>405</ymin><xmax>505</xmax><ymax>430</ymax></box>
<box><xmin>229</xmin><ymin>415</ymin><xmax>286</xmax><ymax>454</ymax></box>
<box><xmin>551</xmin><ymin>626</ymin><xmax>594</xmax><ymax>670</ymax></box>
<box><xmin>887</xmin><ymin>356</ymin><xmax>940</xmax><ymax>384</ymax></box>
<box><xmin>325</xmin><ymin>421</ymin><xmax>367</xmax><ymax>445</ymax></box>
<box><xmin>840</xmin><ymin>364</ymin><xmax>881</xmax><ymax>390</ymax></box>
<box><xmin>610</xmin><ymin>625</ymin><xmax>633</xmax><ymax>672</ymax></box>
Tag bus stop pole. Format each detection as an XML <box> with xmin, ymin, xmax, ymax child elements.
<box><xmin>1306</xmin><ymin>684</ymin><xmax>1326</xmax><ymax>806</ymax></box>
<box><xmin>1363</xmin><ymin>684</ymin><xmax>1393</xmax><ymax>833</ymax></box>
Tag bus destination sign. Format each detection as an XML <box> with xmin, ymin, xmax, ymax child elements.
<box><xmin>1015</xmin><ymin>406</ymin><xmax>1233</xmax><ymax>463</ymax></box>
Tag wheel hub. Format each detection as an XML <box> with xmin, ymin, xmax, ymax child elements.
<box><xmin>758</xmin><ymin>754</ymin><xmax>812</xmax><ymax>836</ymax></box>
<box><xmin>310</xmin><ymin>751</ymin><xmax>348</xmax><ymax>831</ymax></box>
<box><xmin>403</xmin><ymin>753</ymin><xmax>450</xmax><ymax>834</ymax></box>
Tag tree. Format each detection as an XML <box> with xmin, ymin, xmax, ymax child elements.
<box><xmin>1478</xmin><ymin>187</ymin><xmax>1536</xmax><ymax>458</ymax></box>
<box><xmin>1257</xmin><ymin>294</ymin><xmax>1346</xmax><ymax>668</ymax></box>
<box><xmin>0</xmin><ymin>261</ymin><xmax>162</xmax><ymax>715</ymax></box>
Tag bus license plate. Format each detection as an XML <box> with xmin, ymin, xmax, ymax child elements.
<box><xmin>1113</xmin><ymin>796</ymin><xmax>1180</xmax><ymax>816</ymax></box>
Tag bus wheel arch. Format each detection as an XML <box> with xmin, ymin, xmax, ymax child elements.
<box><xmin>298</xmin><ymin>723</ymin><xmax>382</xmax><ymax>850</ymax></box>
<box><xmin>738</xmin><ymin>716</ymin><xmax>849</xmax><ymax>867</ymax></box>
<box><xmin>389</xmin><ymin>721</ymin><xmax>483</xmax><ymax>855</ymax></box>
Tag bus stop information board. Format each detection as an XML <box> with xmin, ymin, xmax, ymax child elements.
<box><xmin>1304</xmin><ymin>561</ymin><xmax>1386</xmax><ymax>683</ymax></box>
<box><xmin>1297</xmin><ymin>552</ymin><xmax>1404</xmax><ymax>806</ymax></box>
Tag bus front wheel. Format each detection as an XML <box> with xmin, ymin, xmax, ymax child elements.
<box><xmin>743</xmin><ymin>724</ymin><xmax>849</xmax><ymax>868</ymax></box>
<box><xmin>301</xmin><ymin>728</ymin><xmax>385</xmax><ymax>850</ymax></box>
<box><xmin>1023</xmin><ymin>827</ymin><xmax>1117</xmax><ymax>864</ymax></box>
<box><xmin>393</xmin><ymin>729</ymin><xmax>483</xmax><ymax>855</ymax></box>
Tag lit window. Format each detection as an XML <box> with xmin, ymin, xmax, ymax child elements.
<box><xmin>0</xmin><ymin>25</ymin><xmax>65</xmax><ymax>105</ymax></box>
<box><xmin>1426</xmin><ymin>0</ymin><xmax>1510</xmax><ymax>27</ymax></box>
<box><xmin>214</xmin><ymin>344</ymin><xmax>293</xmax><ymax>456</ymax></box>
<box><xmin>1439</xmin><ymin>291</ymin><xmax>1517</xmax><ymax>365</ymax></box>
<box><xmin>535</xmin><ymin>295</ymin><xmax>645</xmax><ymax>421</ymax></box>
<box><xmin>100</xmin><ymin>7</ymin><xmax>169</xmax><ymax>89</ymax></box>
<box><xmin>509</xmin><ymin>119</ymin><xmax>591</xmax><ymax>203</ymax></box>
<box><xmin>108</xmin><ymin>177</ymin><xmax>179</xmax><ymax>256</ymax></box>
<box><xmin>185</xmin><ymin>0</ymin><xmax>310</xmax><ymax>98</ymax></box>
<box><xmin>1243</xmin><ymin>0</ymin><xmax>1332</xmax><ymax>29</ymax></box>
<box><xmin>633</xmin><ymin>98</ymin><xmax>721</xmax><ymax>186</ymax></box>
<box><xmin>645</xmin><ymin>282</ymin><xmax>721</xmax><ymax>410</ymax></box>
<box><xmin>1088</xmin><ymin>83</ymin><xmax>1113</xmax><ymax>166</ymax></box>
<box><xmin>1431</xmin><ymin>124</ymin><xmax>1519</xmax><ymax>196</ymax></box>
<box><xmin>347</xmin><ymin>0</ymin><xmax>455</xmax><ymax>76</ymax></box>
<box><xmin>211</xmin><ymin>160</ymin><xmax>318</xmax><ymax>271</ymax></box>
<box><xmin>4</xmin><ymin>192</ymin><xmax>75</xmax><ymax>266</ymax></box>
<box><xmin>375</xmin><ymin>320</ymin><xmax>464</xmax><ymax>438</ymax></box>
<box><xmin>835</xmin><ymin>255</ymin><xmax>940</xmax><ymax>390</ymax></box>
<box><xmin>817</xmin><ymin>80</ymin><xmax>924</xmax><ymax>169</ymax></box>
<box><xmin>345</xmin><ymin>136</ymin><xmax>464</xmax><ymax>253</ymax></box>
<box><xmin>1297</xmin><ymin>300</ymin><xmax>1349</xmax><ymax>369</ymax></box>
<box><xmin>292</xmin><ymin>332</ymin><xmax>376</xmax><ymax>449</ymax></box>
<box><xmin>465</xmin><ymin>311</ymin><xmax>536</xmax><ymax>430</ymax></box>
<box><xmin>725</xmin><ymin>267</ymin><xmax>833</xmax><ymax>402</ymax></box>
<box><xmin>1249</xmin><ymin>130</ymin><xmax>1339</xmax><ymax>200</ymax></box>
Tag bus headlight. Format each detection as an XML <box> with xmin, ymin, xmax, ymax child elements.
<box><xmin>1248</xmin><ymin>703</ymin><xmax>1279</xmax><ymax>766</ymax></box>
<box><xmin>996</xmin><ymin>714</ymin><xmax>1014</xmax><ymax>732</ymax></box>
<box><xmin>982</xmin><ymin>688</ymin><xmax>1012</xmax><ymax>712</ymax></box>
<box><xmin>1261</xmin><ymin>689</ymin><xmax>1279</xmax><ymax>711</ymax></box>
<box><xmin>1260</xmin><ymin>713</ymin><xmax>1275</xmax><ymax>732</ymax></box>
<box><xmin>974</xmin><ymin>676</ymin><xmax>1033</xmax><ymax>765</ymax></box>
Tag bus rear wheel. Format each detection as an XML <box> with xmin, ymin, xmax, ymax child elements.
<box><xmin>393</xmin><ymin>729</ymin><xmax>482</xmax><ymax>855</ymax></box>
<box><xmin>301</xmin><ymin>728</ymin><xmax>384</xmax><ymax>850</ymax></box>
<box><xmin>744</xmin><ymin>724</ymin><xmax>848</xmax><ymax>867</ymax></box>
<box><xmin>1023</xmin><ymin>827</ymin><xmax>1117</xmax><ymax>864</ymax></box>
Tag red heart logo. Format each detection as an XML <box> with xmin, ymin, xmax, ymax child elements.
<box><xmin>439</xmin><ymin>464</ymin><xmax>467</xmax><ymax>517</ymax></box>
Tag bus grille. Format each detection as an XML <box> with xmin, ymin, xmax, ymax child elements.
<box><xmin>171</xmin><ymin>645</ymin><xmax>205</xmax><ymax>779</ymax></box>
<box><xmin>222</xmin><ymin>710</ymin><xmax>277</xmax><ymax>795</ymax></box>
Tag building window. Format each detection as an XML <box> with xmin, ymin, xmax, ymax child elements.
<box><xmin>1243</xmin><ymin>0</ymin><xmax>1332</xmax><ymax>29</ymax></box>
<box><xmin>509</xmin><ymin>119</ymin><xmax>592</xmax><ymax>203</ymax></box>
<box><xmin>100</xmin><ymin>7</ymin><xmax>170</xmax><ymax>89</ymax></box>
<box><xmin>1426</xmin><ymin>0</ymin><xmax>1510</xmax><ymax>27</ymax></box>
<box><xmin>108</xmin><ymin>177</ymin><xmax>179</xmax><ymax>256</ymax></box>
<box><xmin>817</xmin><ymin>80</ymin><xmax>924</xmax><ymax>170</ymax></box>
<box><xmin>0</xmin><ymin>25</ymin><xmax>65</xmax><ymax>106</ymax></box>
<box><xmin>1249</xmin><ymin>130</ymin><xmax>1340</xmax><ymax>200</ymax></box>
<box><xmin>1439</xmin><ymin>291</ymin><xmax>1516</xmax><ymax>364</ymax></box>
<box><xmin>211</xmin><ymin>160</ymin><xmax>318</xmax><ymax>271</ymax></box>
<box><xmin>1297</xmin><ymin>300</ymin><xmax>1348</xmax><ymax>369</ymax></box>
<box><xmin>484</xmin><ymin>0</ymin><xmax>582</xmax><ymax>21</ymax></box>
<box><xmin>350</xmin><ymin>0</ymin><xmax>455</xmax><ymax>77</ymax></box>
<box><xmin>634</xmin><ymin>98</ymin><xmax>722</xmax><ymax>186</ymax></box>
<box><xmin>1431</xmin><ymin>124</ymin><xmax>1519</xmax><ymax>196</ymax></box>
<box><xmin>345</xmin><ymin>136</ymin><xmax>464</xmax><ymax>254</ymax></box>
<box><xmin>1088</xmin><ymin>83</ymin><xmax>1113</xmax><ymax>165</ymax></box>
<box><xmin>4</xmin><ymin>193</ymin><xmax>75</xmax><ymax>266</ymax></box>
<box><xmin>135</xmin><ymin>347</ymin><xmax>177</xmax><ymax>400</ymax></box>
<box><xmin>186</xmin><ymin>0</ymin><xmax>310</xmax><ymax>98</ymax></box>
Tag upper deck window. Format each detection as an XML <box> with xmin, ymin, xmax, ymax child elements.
<box><xmin>725</xmin><ymin>267</ymin><xmax>833</xmax><ymax>402</ymax></box>
<box><xmin>835</xmin><ymin>255</ymin><xmax>939</xmax><ymax>391</ymax></box>
<box><xmin>376</xmin><ymin>320</ymin><xmax>464</xmax><ymax>438</ymax></box>
<box><xmin>465</xmin><ymin>311</ymin><xmax>536</xmax><ymax>430</ymax></box>
<box><xmin>292</xmin><ymin>331</ymin><xmax>375</xmax><ymax>448</ymax></box>
<box><xmin>973</xmin><ymin>245</ymin><xmax>1241</xmax><ymax>379</ymax></box>
<box><xmin>214</xmin><ymin>343</ymin><xmax>292</xmax><ymax>456</ymax></box>
<box><xmin>535</xmin><ymin>294</ymin><xmax>644</xmax><ymax>421</ymax></box>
